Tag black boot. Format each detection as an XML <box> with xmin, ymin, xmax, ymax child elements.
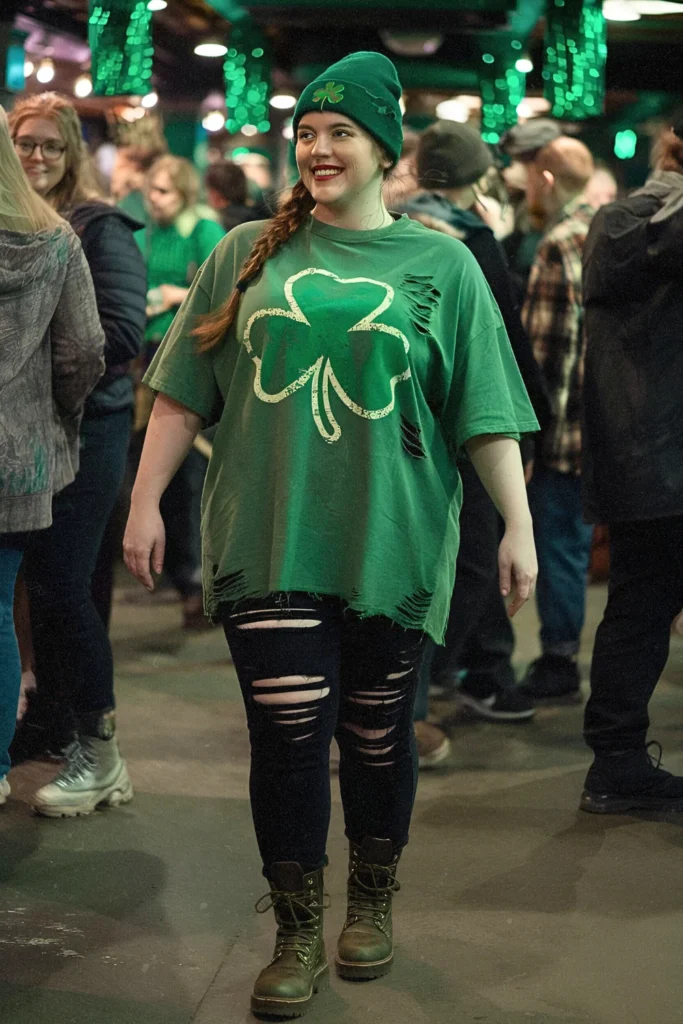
<box><xmin>251</xmin><ymin>863</ymin><xmax>328</xmax><ymax>1018</ymax></box>
<box><xmin>580</xmin><ymin>742</ymin><xmax>683</xmax><ymax>814</ymax></box>
<box><xmin>519</xmin><ymin>654</ymin><xmax>582</xmax><ymax>703</ymax></box>
<box><xmin>336</xmin><ymin>838</ymin><xmax>401</xmax><ymax>981</ymax></box>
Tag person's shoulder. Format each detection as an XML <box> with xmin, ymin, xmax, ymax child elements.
<box><xmin>400</xmin><ymin>214</ymin><xmax>473</xmax><ymax>262</ymax></box>
<box><xmin>213</xmin><ymin>219</ymin><xmax>265</xmax><ymax>256</ymax></box>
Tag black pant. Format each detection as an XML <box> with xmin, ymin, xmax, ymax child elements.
<box><xmin>584</xmin><ymin>516</ymin><xmax>683</xmax><ymax>754</ymax></box>
<box><xmin>23</xmin><ymin>409</ymin><xmax>131</xmax><ymax>722</ymax></box>
<box><xmin>129</xmin><ymin>431</ymin><xmax>205</xmax><ymax>598</ymax></box>
<box><xmin>431</xmin><ymin>457</ymin><xmax>512</xmax><ymax>685</ymax></box>
<box><xmin>223</xmin><ymin>594</ymin><xmax>425</xmax><ymax>875</ymax></box>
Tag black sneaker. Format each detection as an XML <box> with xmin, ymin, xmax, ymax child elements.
<box><xmin>580</xmin><ymin>742</ymin><xmax>683</xmax><ymax>815</ymax></box>
<box><xmin>459</xmin><ymin>679</ymin><xmax>535</xmax><ymax>722</ymax></box>
<box><xmin>519</xmin><ymin>654</ymin><xmax>582</xmax><ymax>704</ymax></box>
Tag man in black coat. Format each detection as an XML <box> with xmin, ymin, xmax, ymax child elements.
<box><xmin>579</xmin><ymin>122</ymin><xmax>683</xmax><ymax>814</ymax></box>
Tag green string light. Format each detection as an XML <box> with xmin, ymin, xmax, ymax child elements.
<box><xmin>224</xmin><ymin>20</ymin><xmax>271</xmax><ymax>135</ymax></box>
<box><xmin>89</xmin><ymin>0</ymin><xmax>154</xmax><ymax>97</ymax></box>
<box><xmin>543</xmin><ymin>0</ymin><xmax>607</xmax><ymax>119</ymax></box>
<box><xmin>479</xmin><ymin>38</ymin><xmax>527</xmax><ymax>145</ymax></box>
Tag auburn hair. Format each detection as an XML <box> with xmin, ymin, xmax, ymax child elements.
<box><xmin>8</xmin><ymin>93</ymin><xmax>101</xmax><ymax>213</ymax></box>
<box><xmin>652</xmin><ymin>126</ymin><xmax>683</xmax><ymax>174</ymax></box>
<box><xmin>193</xmin><ymin>179</ymin><xmax>315</xmax><ymax>352</ymax></box>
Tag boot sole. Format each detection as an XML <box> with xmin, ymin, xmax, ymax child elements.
<box><xmin>251</xmin><ymin>962</ymin><xmax>329</xmax><ymax>1019</ymax></box>
<box><xmin>32</xmin><ymin>766</ymin><xmax>134</xmax><ymax>819</ymax></box>
<box><xmin>580</xmin><ymin>790</ymin><xmax>683</xmax><ymax>815</ymax></box>
<box><xmin>335</xmin><ymin>952</ymin><xmax>393</xmax><ymax>980</ymax></box>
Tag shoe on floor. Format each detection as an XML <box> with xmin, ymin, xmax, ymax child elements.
<box><xmin>0</xmin><ymin>777</ymin><xmax>9</xmax><ymax>806</ymax></box>
<box><xmin>519</xmin><ymin>654</ymin><xmax>582</xmax><ymax>704</ymax></box>
<box><xmin>459</xmin><ymin>680</ymin><xmax>535</xmax><ymax>722</ymax></box>
<box><xmin>414</xmin><ymin>721</ymin><xmax>450</xmax><ymax>768</ymax></box>
<box><xmin>580</xmin><ymin>742</ymin><xmax>683</xmax><ymax>814</ymax></box>
<box><xmin>32</xmin><ymin>735</ymin><xmax>133</xmax><ymax>818</ymax></box>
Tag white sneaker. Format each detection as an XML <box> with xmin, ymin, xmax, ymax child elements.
<box><xmin>32</xmin><ymin>736</ymin><xmax>133</xmax><ymax>818</ymax></box>
<box><xmin>0</xmin><ymin>777</ymin><xmax>9</xmax><ymax>806</ymax></box>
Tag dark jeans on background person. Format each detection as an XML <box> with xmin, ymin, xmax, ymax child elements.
<box><xmin>222</xmin><ymin>593</ymin><xmax>425</xmax><ymax>875</ymax></box>
<box><xmin>22</xmin><ymin>409</ymin><xmax>131</xmax><ymax>725</ymax></box>
<box><xmin>414</xmin><ymin>458</ymin><xmax>513</xmax><ymax>721</ymax></box>
<box><xmin>584</xmin><ymin>516</ymin><xmax>683</xmax><ymax>754</ymax></box>
<box><xmin>129</xmin><ymin>430</ymin><xmax>206</xmax><ymax>599</ymax></box>
<box><xmin>161</xmin><ymin>446</ymin><xmax>206</xmax><ymax>598</ymax></box>
<box><xmin>0</xmin><ymin>541</ymin><xmax>24</xmax><ymax>779</ymax></box>
<box><xmin>460</xmin><ymin>587</ymin><xmax>516</xmax><ymax>692</ymax></box>
<box><xmin>528</xmin><ymin>465</ymin><xmax>594</xmax><ymax>658</ymax></box>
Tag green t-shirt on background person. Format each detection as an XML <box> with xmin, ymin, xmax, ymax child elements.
<box><xmin>145</xmin><ymin>214</ymin><xmax>539</xmax><ymax>644</ymax></box>
<box><xmin>144</xmin><ymin>210</ymin><xmax>225</xmax><ymax>346</ymax></box>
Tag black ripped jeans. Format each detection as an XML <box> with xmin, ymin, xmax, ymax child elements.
<box><xmin>222</xmin><ymin>594</ymin><xmax>425</xmax><ymax>876</ymax></box>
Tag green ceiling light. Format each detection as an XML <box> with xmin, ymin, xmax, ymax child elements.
<box><xmin>614</xmin><ymin>129</ymin><xmax>637</xmax><ymax>159</ymax></box>
<box><xmin>478</xmin><ymin>36</ymin><xmax>528</xmax><ymax>144</ymax></box>
<box><xmin>224</xmin><ymin>18</ymin><xmax>271</xmax><ymax>135</ymax></box>
<box><xmin>89</xmin><ymin>0</ymin><xmax>154</xmax><ymax>96</ymax></box>
<box><xmin>543</xmin><ymin>0</ymin><xmax>607</xmax><ymax>119</ymax></box>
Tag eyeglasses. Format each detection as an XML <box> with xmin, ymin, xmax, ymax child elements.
<box><xmin>14</xmin><ymin>138</ymin><xmax>66</xmax><ymax>162</ymax></box>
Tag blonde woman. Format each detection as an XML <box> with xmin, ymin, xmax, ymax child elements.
<box><xmin>0</xmin><ymin>107</ymin><xmax>104</xmax><ymax>808</ymax></box>
<box><xmin>9</xmin><ymin>93</ymin><xmax>145</xmax><ymax>815</ymax></box>
<box><xmin>124</xmin><ymin>52</ymin><xmax>538</xmax><ymax>1017</ymax></box>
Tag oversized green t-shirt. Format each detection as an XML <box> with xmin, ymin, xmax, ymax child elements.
<box><xmin>145</xmin><ymin>214</ymin><xmax>538</xmax><ymax>643</ymax></box>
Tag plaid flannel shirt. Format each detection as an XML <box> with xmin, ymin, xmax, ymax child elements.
<box><xmin>522</xmin><ymin>197</ymin><xmax>595</xmax><ymax>475</ymax></box>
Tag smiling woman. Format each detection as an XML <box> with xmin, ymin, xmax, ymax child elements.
<box><xmin>123</xmin><ymin>49</ymin><xmax>539</xmax><ymax>1019</ymax></box>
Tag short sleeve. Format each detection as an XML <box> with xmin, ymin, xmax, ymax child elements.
<box><xmin>144</xmin><ymin>253</ymin><xmax>222</xmax><ymax>424</ymax></box>
<box><xmin>197</xmin><ymin>219</ymin><xmax>226</xmax><ymax>263</ymax></box>
<box><xmin>440</xmin><ymin>250</ymin><xmax>540</xmax><ymax>450</ymax></box>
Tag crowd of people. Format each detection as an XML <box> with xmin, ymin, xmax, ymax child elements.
<box><xmin>1</xmin><ymin>49</ymin><xmax>681</xmax><ymax>1019</ymax></box>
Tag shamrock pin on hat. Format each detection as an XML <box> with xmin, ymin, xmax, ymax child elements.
<box><xmin>293</xmin><ymin>51</ymin><xmax>404</xmax><ymax>166</ymax></box>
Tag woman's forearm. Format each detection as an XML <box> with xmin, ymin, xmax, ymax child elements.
<box><xmin>464</xmin><ymin>434</ymin><xmax>531</xmax><ymax>526</ymax></box>
<box><xmin>131</xmin><ymin>393</ymin><xmax>202</xmax><ymax>506</ymax></box>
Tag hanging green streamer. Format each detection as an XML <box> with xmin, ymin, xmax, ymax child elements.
<box><xmin>89</xmin><ymin>0</ymin><xmax>154</xmax><ymax>97</ymax></box>
<box><xmin>224</xmin><ymin>20</ymin><xmax>271</xmax><ymax>135</ymax></box>
<box><xmin>543</xmin><ymin>0</ymin><xmax>607</xmax><ymax>119</ymax></box>
<box><xmin>479</xmin><ymin>37</ymin><xmax>527</xmax><ymax>145</ymax></box>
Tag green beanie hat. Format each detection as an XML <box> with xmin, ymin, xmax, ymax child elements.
<box><xmin>293</xmin><ymin>51</ymin><xmax>404</xmax><ymax>166</ymax></box>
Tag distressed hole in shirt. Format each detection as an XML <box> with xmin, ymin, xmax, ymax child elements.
<box><xmin>401</xmin><ymin>274</ymin><xmax>441</xmax><ymax>335</ymax></box>
<box><xmin>401</xmin><ymin>416</ymin><xmax>427</xmax><ymax>460</ymax></box>
<box><xmin>396</xmin><ymin>588</ymin><xmax>433</xmax><ymax>626</ymax></box>
<box><xmin>212</xmin><ymin>568</ymin><xmax>249</xmax><ymax>605</ymax></box>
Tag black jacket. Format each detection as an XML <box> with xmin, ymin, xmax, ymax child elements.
<box><xmin>581</xmin><ymin>173</ymin><xmax>683</xmax><ymax>523</ymax></box>
<box><xmin>69</xmin><ymin>202</ymin><xmax>146</xmax><ymax>417</ymax></box>
<box><xmin>405</xmin><ymin>193</ymin><xmax>551</xmax><ymax>431</ymax></box>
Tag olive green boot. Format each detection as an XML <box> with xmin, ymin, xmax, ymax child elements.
<box><xmin>251</xmin><ymin>862</ymin><xmax>328</xmax><ymax>1018</ymax></box>
<box><xmin>336</xmin><ymin>837</ymin><xmax>401</xmax><ymax>980</ymax></box>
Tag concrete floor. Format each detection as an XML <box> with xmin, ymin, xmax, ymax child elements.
<box><xmin>1</xmin><ymin>583</ymin><xmax>682</xmax><ymax>1024</ymax></box>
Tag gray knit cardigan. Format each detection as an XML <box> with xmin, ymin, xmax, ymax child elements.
<box><xmin>0</xmin><ymin>225</ymin><xmax>105</xmax><ymax>534</ymax></box>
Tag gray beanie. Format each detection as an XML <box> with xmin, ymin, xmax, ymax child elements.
<box><xmin>417</xmin><ymin>121</ymin><xmax>493</xmax><ymax>190</ymax></box>
<box><xmin>499</xmin><ymin>118</ymin><xmax>561</xmax><ymax>161</ymax></box>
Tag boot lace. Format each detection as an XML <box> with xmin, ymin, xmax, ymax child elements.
<box><xmin>255</xmin><ymin>888</ymin><xmax>328</xmax><ymax>965</ymax></box>
<box><xmin>646</xmin><ymin>741</ymin><xmax>663</xmax><ymax>771</ymax></box>
<box><xmin>346</xmin><ymin>862</ymin><xmax>400</xmax><ymax>931</ymax></box>
<box><xmin>54</xmin><ymin>740</ymin><xmax>97</xmax><ymax>786</ymax></box>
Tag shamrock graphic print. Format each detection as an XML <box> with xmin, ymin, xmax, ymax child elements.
<box><xmin>242</xmin><ymin>268</ymin><xmax>412</xmax><ymax>443</ymax></box>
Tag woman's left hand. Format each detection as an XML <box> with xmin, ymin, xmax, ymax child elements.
<box><xmin>498</xmin><ymin>518</ymin><xmax>538</xmax><ymax>618</ymax></box>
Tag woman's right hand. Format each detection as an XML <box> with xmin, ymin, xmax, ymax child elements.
<box><xmin>123</xmin><ymin>502</ymin><xmax>166</xmax><ymax>591</ymax></box>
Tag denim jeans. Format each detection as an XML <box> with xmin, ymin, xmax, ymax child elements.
<box><xmin>584</xmin><ymin>516</ymin><xmax>683</xmax><ymax>754</ymax></box>
<box><xmin>0</xmin><ymin>542</ymin><xmax>24</xmax><ymax>778</ymax></box>
<box><xmin>129</xmin><ymin>431</ymin><xmax>206</xmax><ymax>598</ymax></box>
<box><xmin>414</xmin><ymin>458</ymin><xmax>515</xmax><ymax>721</ymax></box>
<box><xmin>222</xmin><ymin>593</ymin><xmax>425</xmax><ymax>875</ymax></box>
<box><xmin>528</xmin><ymin>465</ymin><xmax>594</xmax><ymax>658</ymax></box>
<box><xmin>22</xmin><ymin>409</ymin><xmax>131</xmax><ymax>725</ymax></box>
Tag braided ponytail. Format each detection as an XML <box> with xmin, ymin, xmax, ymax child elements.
<box><xmin>194</xmin><ymin>180</ymin><xmax>315</xmax><ymax>352</ymax></box>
